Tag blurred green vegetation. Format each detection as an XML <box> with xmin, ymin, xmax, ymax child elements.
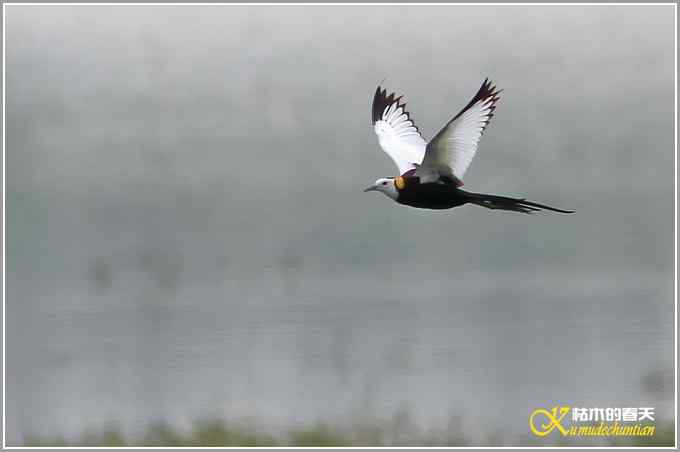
<box><xmin>22</xmin><ymin>417</ymin><xmax>674</xmax><ymax>447</ymax></box>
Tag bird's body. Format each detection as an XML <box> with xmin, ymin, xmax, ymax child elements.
<box><xmin>393</xmin><ymin>173</ymin><xmax>467</xmax><ymax>210</ymax></box>
<box><xmin>364</xmin><ymin>79</ymin><xmax>573</xmax><ymax>214</ymax></box>
<box><xmin>392</xmin><ymin>173</ymin><xmax>572</xmax><ymax>213</ymax></box>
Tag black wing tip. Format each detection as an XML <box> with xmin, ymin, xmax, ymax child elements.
<box><xmin>475</xmin><ymin>78</ymin><xmax>503</xmax><ymax>134</ymax></box>
<box><xmin>372</xmin><ymin>85</ymin><xmax>398</xmax><ymax>123</ymax></box>
<box><xmin>371</xmin><ymin>85</ymin><xmax>420</xmax><ymax>132</ymax></box>
<box><xmin>447</xmin><ymin>77</ymin><xmax>503</xmax><ymax>131</ymax></box>
<box><xmin>372</xmin><ymin>86</ymin><xmax>387</xmax><ymax>123</ymax></box>
<box><xmin>477</xmin><ymin>77</ymin><xmax>502</xmax><ymax>104</ymax></box>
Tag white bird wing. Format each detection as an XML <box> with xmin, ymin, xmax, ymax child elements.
<box><xmin>420</xmin><ymin>79</ymin><xmax>501</xmax><ymax>182</ymax></box>
<box><xmin>372</xmin><ymin>86</ymin><xmax>427</xmax><ymax>176</ymax></box>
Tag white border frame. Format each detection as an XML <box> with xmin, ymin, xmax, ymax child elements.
<box><xmin>1</xmin><ymin>2</ymin><xmax>677</xmax><ymax>450</ymax></box>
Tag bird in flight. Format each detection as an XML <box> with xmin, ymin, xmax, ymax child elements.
<box><xmin>364</xmin><ymin>79</ymin><xmax>573</xmax><ymax>214</ymax></box>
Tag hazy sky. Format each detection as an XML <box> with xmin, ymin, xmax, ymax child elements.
<box><xmin>5</xmin><ymin>4</ymin><xmax>675</xmax><ymax>445</ymax></box>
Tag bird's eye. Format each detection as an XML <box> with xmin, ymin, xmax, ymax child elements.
<box><xmin>382</xmin><ymin>182</ymin><xmax>388</xmax><ymax>185</ymax></box>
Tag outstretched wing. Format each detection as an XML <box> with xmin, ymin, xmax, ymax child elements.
<box><xmin>372</xmin><ymin>86</ymin><xmax>427</xmax><ymax>175</ymax></box>
<box><xmin>420</xmin><ymin>79</ymin><xmax>501</xmax><ymax>181</ymax></box>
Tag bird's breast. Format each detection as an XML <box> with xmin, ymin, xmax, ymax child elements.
<box><xmin>396</xmin><ymin>180</ymin><xmax>468</xmax><ymax>210</ymax></box>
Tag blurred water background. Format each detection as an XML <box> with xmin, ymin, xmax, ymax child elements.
<box><xmin>5</xmin><ymin>4</ymin><xmax>675</xmax><ymax>446</ymax></box>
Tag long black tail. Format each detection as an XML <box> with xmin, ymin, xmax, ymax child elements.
<box><xmin>464</xmin><ymin>191</ymin><xmax>574</xmax><ymax>214</ymax></box>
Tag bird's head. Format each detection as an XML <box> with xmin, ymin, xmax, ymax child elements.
<box><xmin>363</xmin><ymin>177</ymin><xmax>398</xmax><ymax>200</ymax></box>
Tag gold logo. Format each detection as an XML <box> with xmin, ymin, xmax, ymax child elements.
<box><xmin>528</xmin><ymin>405</ymin><xmax>656</xmax><ymax>438</ymax></box>
<box><xmin>529</xmin><ymin>406</ymin><xmax>570</xmax><ymax>437</ymax></box>
<box><xmin>394</xmin><ymin>176</ymin><xmax>406</xmax><ymax>190</ymax></box>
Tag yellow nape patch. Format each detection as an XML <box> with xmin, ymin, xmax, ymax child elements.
<box><xmin>394</xmin><ymin>176</ymin><xmax>406</xmax><ymax>190</ymax></box>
